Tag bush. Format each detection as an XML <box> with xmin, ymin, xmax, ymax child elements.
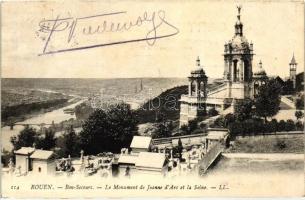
<box><xmin>295</xmin><ymin>111</ymin><xmax>304</xmax><ymax>120</ymax></box>
<box><xmin>295</xmin><ymin>95</ymin><xmax>304</xmax><ymax>110</ymax></box>
<box><xmin>275</xmin><ymin>139</ymin><xmax>286</xmax><ymax>150</ymax></box>
<box><xmin>208</xmin><ymin>108</ymin><xmax>219</xmax><ymax>117</ymax></box>
<box><xmin>224</xmin><ymin>113</ymin><xmax>235</xmax><ymax>127</ymax></box>
<box><xmin>188</xmin><ymin>119</ymin><xmax>198</xmax><ymax>132</ymax></box>
<box><xmin>295</xmin><ymin>121</ymin><xmax>304</xmax><ymax>131</ymax></box>
<box><xmin>212</xmin><ymin>116</ymin><xmax>225</xmax><ymax>128</ymax></box>
<box><xmin>285</xmin><ymin>120</ymin><xmax>296</xmax><ymax>131</ymax></box>
<box><xmin>277</xmin><ymin>120</ymin><xmax>286</xmax><ymax>132</ymax></box>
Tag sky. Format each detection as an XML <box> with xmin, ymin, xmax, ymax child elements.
<box><xmin>1</xmin><ymin>0</ymin><xmax>304</xmax><ymax>79</ymax></box>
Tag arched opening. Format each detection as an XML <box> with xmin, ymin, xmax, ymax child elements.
<box><xmin>38</xmin><ymin>167</ymin><xmax>41</xmax><ymax>173</ymax></box>
<box><xmin>244</xmin><ymin>60</ymin><xmax>249</xmax><ymax>81</ymax></box>
<box><xmin>233</xmin><ymin>60</ymin><xmax>238</xmax><ymax>82</ymax></box>
<box><xmin>191</xmin><ymin>81</ymin><xmax>195</xmax><ymax>96</ymax></box>
<box><xmin>199</xmin><ymin>81</ymin><xmax>205</xmax><ymax>97</ymax></box>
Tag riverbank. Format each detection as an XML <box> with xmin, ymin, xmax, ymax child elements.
<box><xmin>1</xmin><ymin>99</ymin><xmax>85</xmax><ymax>151</ymax></box>
<box><xmin>1</xmin><ymin>97</ymin><xmax>81</xmax><ymax>127</ymax></box>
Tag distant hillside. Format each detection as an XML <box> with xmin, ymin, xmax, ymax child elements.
<box><xmin>135</xmin><ymin>79</ymin><xmax>224</xmax><ymax>124</ymax></box>
<box><xmin>135</xmin><ymin>85</ymin><xmax>188</xmax><ymax>124</ymax></box>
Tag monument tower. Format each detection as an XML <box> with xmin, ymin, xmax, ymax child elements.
<box><xmin>223</xmin><ymin>5</ymin><xmax>254</xmax><ymax>99</ymax></box>
<box><xmin>179</xmin><ymin>57</ymin><xmax>208</xmax><ymax>126</ymax></box>
<box><xmin>289</xmin><ymin>53</ymin><xmax>297</xmax><ymax>89</ymax></box>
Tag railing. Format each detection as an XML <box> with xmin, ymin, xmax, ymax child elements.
<box><xmin>199</xmin><ymin>142</ymin><xmax>224</xmax><ymax>175</ymax></box>
<box><xmin>152</xmin><ymin>133</ymin><xmax>207</xmax><ymax>146</ymax></box>
<box><xmin>207</xmin><ymin>83</ymin><xmax>226</xmax><ymax>95</ymax></box>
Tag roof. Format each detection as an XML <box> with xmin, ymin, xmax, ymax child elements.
<box><xmin>253</xmin><ymin>60</ymin><xmax>267</xmax><ymax>78</ymax></box>
<box><xmin>290</xmin><ymin>54</ymin><xmax>297</xmax><ymax>65</ymax></box>
<box><xmin>130</xmin><ymin>136</ymin><xmax>152</xmax><ymax>149</ymax></box>
<box><xmin>118</xmin><ymin>154</ymin><xmax>138</xmax><ymax>165</ymax></box>
<box><xmin>30</xmin><ymin>150</ymin><xmax>54</xmax><ymax>160</ymax></box>
<box><xmin>14</xmin><ymin>147</ymin><xmax>35</xmax><ymax>155</ymax></box>
<box><xmin>135</xmin><ymin>152</ymin><xmax>166</xmax><ymax>169</ymax></box>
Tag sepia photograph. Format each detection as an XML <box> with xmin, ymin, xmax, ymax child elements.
<box><xmin>1</xmin><ymin>0</ymin><xmax>304</xmax><ymax>198</ymax></box>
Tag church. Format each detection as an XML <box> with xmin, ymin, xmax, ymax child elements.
<box><xmin>179</xmin><ymin>6</ymin><xmax>268</xmax><ymax>126</ymax></box>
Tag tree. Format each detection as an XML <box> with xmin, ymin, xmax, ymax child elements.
<box><xmin>36</xmin><ymin>129</ymin><xmax>56</xmax><ymax>150</ymax></box>
<box><xmin>154</xmin><ymin>122</ymin><xmax>172</xmax><ymax>138</ymax></box>
<box><xmin>254</xmin><ymin>79</ymin><xmax>281</xmax><ymax>122</ymax></box>
<box><xmin>59</xmin><ymin>126</ymin><xmax>81</xmax><ymax>157</ymax></box>
<box><xmin>74</xmin><ymin>102</ymin><xmax>94</xmax><ymax>121</ymax></box>
<box><xmin>282</xmin><ymin>80</ymin><xmax>294</xmax><ymax>95</ymax></box>
<box><xmin>188</xmin><ymin>119</ymin><xmax>198</xmax><ymax>133</ymax></box>
<box><xmin>177</xmin><ymin>138</ymin><xmax>183</xmax><ymax>160</ymax></box>
<box><xmin>277</xmin><ymin>120</ymin><xmax>286</xmax><ymax>131</ymax></box>
<box><xmin>234</xmin><ymin>98</ymin><xmax>253</xmax><ymax>122</ymax></box>
<box><xmin>224</xmin><ymin>113</ymin><xmax>235</xmax><ymax>127</ymax></box>
<box><xmin>180</xmin><ymin>124</ymin><xmax>190</xmax><ymax>135</ymax></box>
<box><xmin>285</xmin><ymin>120</ymin><xmax>296</xmax><ymax>131</ymax></box>
<box><xmin>10</xmin><ymin>126</ymin><xmax>37</xmax><ymax>150</ymax></box>
<box><xmin>79</xmin><ymin>103</ymin><xmax>138</xmax><ymax>154</ymax></box>
<box><xmin>295</xmin><ymin>94</ymin><xmax>304</xmax><ymax>110</ymax></box>
<box><xmin>295</xmin><ymin>111</ymin><xmax>304</xmax><ymax>121</ymax></box>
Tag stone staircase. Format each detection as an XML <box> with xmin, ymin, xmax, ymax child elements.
<box><xmin>207</xmin><ymin>83</ymin><xmax>226</xmax><ymax>96</ymax></box>
<box><xmin>281</xmin><ymin>96</ymin><xmax>296</xmax><ymax>109</ymax></box>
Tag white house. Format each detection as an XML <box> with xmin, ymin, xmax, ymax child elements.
<box><xmin>14</xmin><ymin>147</ymin><xmax>35</xmax><ymax>174</ymax></box>
<box><xmin>130</xmin><ymin>136</ymin><xmax>152</xmax><ymax>153</ymax></box>
<box><xmin>30</xmin><ymin>150</ymin><xmax>56</xmax><ymax>175</ymax></box>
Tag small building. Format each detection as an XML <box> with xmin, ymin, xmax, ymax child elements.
<box><xmin>14</xmin><ymin>147</ymin><xmax>35</xmax><ymax>174</ymax></box>
<box><xmin>130</xmin><ymin>136</ymin><xmax>152</xmax><ymax>153</ymax></box>
<box><xmin>135</xmin><ymin>152</ymin><xmax>167</xmax><ymax>173</ymax></box>
<box><xmin>117</xmin><ymin>154</ymin><xmax>138</xmax><ymax>171</ymax></box>
<box><xmin>30</xmin><ymin>150</ymin><xmax>56</xmax><ymax>175</ymax></box>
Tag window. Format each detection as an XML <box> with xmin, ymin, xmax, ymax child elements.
<box><xmin>38</xmin><ymin>167</ymin><xmax>41</xmax><ymax>173</ymax></box>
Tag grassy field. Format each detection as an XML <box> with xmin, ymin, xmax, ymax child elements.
<box><xmin>227</xmin><ymin>134</ymin><xmax>304</xmax><ymax>153</ymax></box>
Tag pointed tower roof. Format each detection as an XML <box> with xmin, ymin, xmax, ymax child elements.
<box><xmin>189</xmin><ymin>56</ymin><xmax>207</xmax><ymax>79</ymax></box>
<box><xmin>290</xmin><ymin>53</ymin><xmax>297</xmax><ymax>65</ymax></box>
<box><xmin>253</xmin><ymin>60</ymin><xmax>267</xmax><ymax>78</ymax></box>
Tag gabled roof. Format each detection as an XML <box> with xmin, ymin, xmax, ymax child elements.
<box><xmin>118</xmin><ymin>154</ymin><xmax>138</xmax><ymax>165</ymax></box>
<box><xmin>130</xmin><ymin>136</ymin><xmax>152</xmax><ymax>149</ymax></box>
<box><xmin>30</xmin><ymin>150</ymin><xmax>54</xmax><ymax>160</ymax></box>
<box><xmin>14</xmin><ymin>147</ymin><xmax>35</xmax><ymax>155</ymax></box>
<box><xmin>135</xmin><ymin>152</ymin><xmax>166</xmax><ymax>169</ymax></box>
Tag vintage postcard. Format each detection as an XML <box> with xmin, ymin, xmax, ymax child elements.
<box><xmin>1</xmin><ymin>0</ymin><xmax>304</xmax><ymax>198</ymax></box>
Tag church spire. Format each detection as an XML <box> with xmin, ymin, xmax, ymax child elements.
<box><xmin>290</xmin><ymin>53</ymin><xmax>297</xmax><ymax>65</ymax></box>
<box><xmin>235</xmin><ymin>5</ymin><xmax>243</xmax><ymax>36</ymax></box>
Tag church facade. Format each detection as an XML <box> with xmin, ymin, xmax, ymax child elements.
<box><xmin>179</xmin><ymin>6</ymin><xmax>268</xmax><ymax>126</ymax></box>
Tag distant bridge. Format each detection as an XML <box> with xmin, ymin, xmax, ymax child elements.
<box><xmin>9</xmin><ymin>123</ymin><xmax>54</xmax><ymax>130</ymax></box>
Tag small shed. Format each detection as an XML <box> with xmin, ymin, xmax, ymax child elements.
<box><xmin>206</xmin><ymin>128</ymin><xmax>228</xmax><ymax>151</ymax></box>
<box><xmin>14</xmin><ymin>147</ymin><xmax>35</xmax><ymax>174</ymax></box>
<box><xmin>130</xmin><ymin>136</ymin><xmax>152</xmax><ymax>153</ymax></box>
<box><xmin>30</xmin><ymin>150</ymin><xmax>56</xmax><ymax>175</ymax></box>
